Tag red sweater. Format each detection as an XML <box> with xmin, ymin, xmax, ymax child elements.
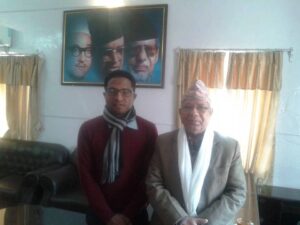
<box><xmin>77</xmin><ymin>116</ymin><xmax>157</xmax><ymax>223</ymax></box>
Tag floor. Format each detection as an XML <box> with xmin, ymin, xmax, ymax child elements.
<box><xmin>0</xmin><ymin>206</ymin><xmax>86</xmax><ymax>225</ymax></box>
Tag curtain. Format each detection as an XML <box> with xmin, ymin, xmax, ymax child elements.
<box><xmin>176</xmin><ymin>50</ymin><xmax>283</xmax><ymax>184</ymax></box>
<box><xmin>0</xmin><ymin>55</ymin><xmax>43</xmax><ymax>140</ymax></box>
<box><xmin>176</xmin><ymin>49</ymin><xmax>225</xmax><ymax>126</ymax></box>
<box><xmin>225</xmin><ymin>51</ymin><xmax>283</xmax><ymax>184</ymax></box>
<box><xmin>0</xmin><ymin>55</ymin><xmax>43</xmax><ymax>225</ymax></box>
<box><xmin>210</xmin><ymin>88</ymin><xmax>280</xmax><ymax>183</ymax></box>
<box><xmin>235</xmin><ymin>173</ymin><xmax>260</xmax><ymax>225</ymax></box>
<box><xmin>0</xmin><ymin>84</ymin><xmax>8</xmax><ymax>137</ymax></box>
<box><xmin>226</xmin><ymin>52</ymin><xmax>282</xmax><ymax>90</ymax></box>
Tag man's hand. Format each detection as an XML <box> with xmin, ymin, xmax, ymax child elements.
<box><xmin>107</xmin><ymin>214</ymin><xmax>132</xmax><ymax>225</ymax></box>
<box><xmin>181</xmin><ymin>217</ymin><xmax>208</xmax><ymax>225</ymax></box>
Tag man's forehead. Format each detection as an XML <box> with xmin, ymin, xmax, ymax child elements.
<box><xmin>104</xmin><ymin>36</ymin><xmax>124</xmax><ymax>48</ymax></box>
<box><xmin>107</xmin><ymin>77</ymin><xmax>132</xmax><ymax>87</ymax></box>
<box><xmin>131</xmin><ymin>39</ymin><xmax>156</xmax><ymax>46</ymax></box>
<box><xmin>71</xmin><ymin>32</ymin><xmax>91</xmax><ymax>45</ymax></box>
<box><xmin>182</xmin><ymin>98</ymin><xmax>210</xmax><ymax>106</ymax></box>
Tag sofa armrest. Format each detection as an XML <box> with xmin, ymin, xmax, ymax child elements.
<box><xmin>39</xmin><ymin>164</ymin><xmax>78</xmax><ymax>205</ymax></box>
<box><xmin>19</xmin><ymin>164</ymin><xmax>68</xmax><ymax>204</ymax></box>
<box><xmin>23</xmin><ymin>164</ymin><xmax>69</xmax><ymax>186</ymax></box>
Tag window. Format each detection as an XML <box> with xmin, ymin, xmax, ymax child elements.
<box><xmin>0</xmin><ymin>55</ymin><xmax>42</xmax><ymax>140</ymax></box>
<box><xmin>177</xmin><ymin>49</ymin><xmax>283</xmax><ymax>183</ymax></box>
<box><xmin>0</xmin><ymin>84</ymin><xmax>8</xmax><ymax>137</ymax></box>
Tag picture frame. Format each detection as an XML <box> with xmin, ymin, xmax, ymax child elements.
<box><xmin>61</xmin><ymin>4</ymin><xmax>168</xmax><ymax>88</ymax></box>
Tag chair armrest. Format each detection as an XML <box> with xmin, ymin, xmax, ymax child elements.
<box><xmin>39</xmin><ymin>164</ymin><xmax>78</xmax><ymax>205</ymax></box>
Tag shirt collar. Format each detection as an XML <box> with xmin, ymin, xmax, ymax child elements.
<box><xmin>127</xmin><ymin>117</ymin><xmax>138</xmax><ymax>130</ymax></box>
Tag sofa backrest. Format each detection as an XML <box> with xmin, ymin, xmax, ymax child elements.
<box><xmin>0</xmin><ymin>138</ymin><xmax>70</xmax><ymax>177</ymax></box>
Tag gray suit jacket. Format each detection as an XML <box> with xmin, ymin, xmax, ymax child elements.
<box><xmin>146</xmin><ymin>130</ymin><xmax>246</xmax><ymax>225</ymax></box>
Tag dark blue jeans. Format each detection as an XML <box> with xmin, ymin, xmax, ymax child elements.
<box><xmin>86</xmin><ymin>208</ymin><xmax>149</xmax><ymax>225</ymax></box>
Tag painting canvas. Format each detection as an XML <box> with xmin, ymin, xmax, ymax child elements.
<box><xmin>61</xmin><ymin>4</ymin><xmax>168</xmax><ymax>88</ymax></box>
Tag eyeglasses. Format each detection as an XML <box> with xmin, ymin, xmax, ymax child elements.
<box><xmin>68</xmin><ymin>46</ymin><xmax>92</xmax><ymax>58</ymax></box>
<box><xmin>181</xmin><ymin>105</ymin><xmax>210</xmax><ymax>114</ymax></box>
<box><xmin>129</xmin><ymin>45</ymin><xmax>158</xmax><ymax>57</ymax></box>
<box><xmin>103</xmin><ymin>47</ymin><xmax>124</xmax><ymax>56</ymax></box>
<box><xmin>105</xmin><ymin>88</ymin><xmax>134</xmax><ymax>97</ymax></box>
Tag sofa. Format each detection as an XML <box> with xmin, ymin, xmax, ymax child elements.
<box><xmin>0</xmin><ymin>138</ymin><xmax>70</xmax><ymax>209</ymax></box>
<box><xmin>38</xmin><ymin>150</ymin><xmax>88</xmax><ymax>213</ymax></box>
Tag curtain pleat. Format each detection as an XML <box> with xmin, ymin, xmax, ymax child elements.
<box><xmin>226</xmin><ymin>52</ymin><xmax>282</xmax><ymax>90</ymax></box>
<box><xmin>0</xmin><ymin>55</ymin><xmax>43</xmax><ymax>140</ymax></box>
<box><xmin>0</xmin><ymin>56</ymin><xmax>40</xmax><ymax>86</ymax></box>
<box><xmin>176</xmin><ymin>50</ymin><xmax>225</xmax><ymax>127</ymax></box>
<box><xmin>226</xmin><ymin>51</ymin><xmax>282</xmax><ymax>184</ymax></box>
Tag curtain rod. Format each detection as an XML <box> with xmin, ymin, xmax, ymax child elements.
<box><xmin>176</xmin><ymin>47</ymin><xmax>293</xmax><ymax>61</ymax></box>
<box><xmin>0</xmin><ymin>54</ymin><xmax>37</xmax><ymax>57</ymax></box>
<box><xmin>0</xmin><ymin>51</ymin><xmax>42</xmax><ymax>57</ymax></box>
<box><xmin>176</xmin><ymin>47</ymin><xmax>293</xmax><ymax>53</ymax></box>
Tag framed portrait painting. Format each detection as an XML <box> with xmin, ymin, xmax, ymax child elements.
<box><xmin>61</xmin><ymin>4</ymin><xmax>168</xmax><ymax>88</ymax></box>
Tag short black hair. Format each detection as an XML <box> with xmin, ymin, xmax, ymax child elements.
<box><xmin>104</xmin><ymin>70</ymin><xmax>136</xmax><ymax>90</ymax></box>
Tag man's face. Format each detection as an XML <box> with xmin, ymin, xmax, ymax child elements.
<box><xmin>179</xmin><ymin>98</ymin><xmax>213</xmax><ymax>136</ymax></box>
<box><xmin>104</xmin><ymin>77</ymin><xmax>136</xmax><ymax>118</ymax></box>
<box><xmin>101</xmin><ymin>36</ymin><xmax>124</xmax><ymax>75</ymax></box>
<box><xmin>128</xmin><ymin>39</ymin><xmax>159</xmax><ymax>81</ymax></box>
<box><xmin>67</xmin><ymin>32</ymin><xmax>92</xmax><ymax>79</ymax></box>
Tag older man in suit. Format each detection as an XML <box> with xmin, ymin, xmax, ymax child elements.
<box><xmin>146</xmin><ymin>80</ymin><xmax>246</xmax><ymax>225</ymax></box>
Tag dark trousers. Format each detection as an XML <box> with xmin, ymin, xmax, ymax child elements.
<box><xmin>86</xmin><ymin>208</ymin><xmax>149</xmax><ymax>225</ymax></box>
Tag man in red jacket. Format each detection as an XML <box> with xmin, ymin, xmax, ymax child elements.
<box><xmin>77</xmin><ymin>70</ymin><xmax>158</xmax><ymax>225</ymax></box>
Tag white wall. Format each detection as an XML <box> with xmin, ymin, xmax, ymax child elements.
<box><xmin>1</xmin><ymin>0</ymin><xmax>300</xmax><ymax>189</ymax></box>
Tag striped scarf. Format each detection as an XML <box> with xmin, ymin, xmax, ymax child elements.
<box><xmin>102</xmin><ymin>106</ymin><xmax>136</xmax><ymax>183</ymax></box>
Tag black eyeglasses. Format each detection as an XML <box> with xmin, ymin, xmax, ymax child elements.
<box><xmin>105</xmin><ymin>88</ymin><xmax>134</xmax><ymax>97</ymax></box>
<box><xmin>68</xmin><ymin>46</ymin><xmax>92</xmax><ymax>58</ymax></box>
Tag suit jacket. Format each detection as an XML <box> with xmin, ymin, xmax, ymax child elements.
<box><xmin>146</xmin><ymin>129</ymin><xmax>246</xmax><ymax>225</ymax></box>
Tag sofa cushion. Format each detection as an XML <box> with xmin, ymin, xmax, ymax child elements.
<box><xmin>0</xmin><ymin>138</ymin><xmax>71</xmax><ymax>208</ymax></box>
<box><xmin>0</xmin><ymin>139</ymin><xmax>70</xmax><ymax>175</ymax></box>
